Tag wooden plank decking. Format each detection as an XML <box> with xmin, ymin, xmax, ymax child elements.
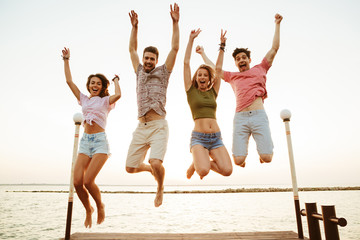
<box><xmin>65</xmin><ymin>231</ymin><xmax>308</xmax><ymax>240</ymax></box>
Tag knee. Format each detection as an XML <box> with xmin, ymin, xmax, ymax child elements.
<box><xmin>149</xmin><ymin>159</ymin><xmax>163</xmax><ymax>170</ymax></box>
<box><xmin>126</xmin><ymin>167</ymin><xmax>136</xmax><ymax>173</ymax></box>
<box><xmin>222</xmin><ymin>167</ymin><xmax>233</xmax><ymax>177</ymax></box>
<box><xmin>83</xmin><ymin>177</ymin><xmax>94</xmax><ymax>189</ymax></box>
<box><xmin>73</xmin><ymin>180</ymin><xmax>83</xmax><ymax>190</ymax></box>
<box><xmin>84</xmin><ymin>181</ymin><xmax>92</xmax><ymax>190</ymax></box>
<box><xmin>73</xmin><ymin>176</ymin><xmax>83</xmax><ymax>189</ymax></box>
<box><xmin>197</xmin><ymin>168</ymin><xmax>210</xmax><ymax>179</ymax></box>
<box><xmin>234</xmin><ymin>156</ymin><xmax>246</xmax><ymax>166</ymax></box>
<box><xmin>260</xmin><ymin>154</ymin><xmax>273</xmax><ymax>163</ymax></box>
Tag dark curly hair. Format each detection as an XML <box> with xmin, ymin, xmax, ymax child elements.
<box><xmin>86</xmin><ymin>73</ymin><xmax>110</xmax><ymax>97</ymax></box>
<box><xmin>232</xmin><ymin>48</ymin><xmax>251</xmax><ymax>59</ymax></box>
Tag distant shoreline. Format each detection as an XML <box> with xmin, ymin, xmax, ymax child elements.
<box><xmin>6</xmin><ymin>186</ymin><xmax>360</xmax><ymax>194</ymax></box>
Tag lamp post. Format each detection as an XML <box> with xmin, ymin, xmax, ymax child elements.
<box><xmin>280</xmin><ymin>109</ymin><xmax>304</xmax><ymax>239</ymax></box>
<box><xmin>65</xmin><ymin>113</ymin><xmax>83</xmax><ymax>240</ymax></box>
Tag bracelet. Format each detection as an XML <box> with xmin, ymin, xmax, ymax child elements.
<box><xmin>219</xmin><ymin>43</ymin><xmax>226</xmax><ymax>52</ymax></box>
<box><xmin>62</xmin><ymin>56</ymin><xmax>70</xmax><ymax>60</ymax></box>
<box><xmin>112</xmin><ymin>76</ymin><xmax>120</xmax><ymax>82</ymax></box>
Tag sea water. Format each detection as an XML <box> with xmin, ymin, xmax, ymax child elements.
<box><xmin>0</xmin><ymin>185</ymin><xmax>359</xmax><ymax>240</ymax></box>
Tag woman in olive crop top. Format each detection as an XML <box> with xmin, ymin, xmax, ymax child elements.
<box><xmin>184</xmin><ymin>29</ymin><xmax>232</xmax><ymax>180</ymax></box>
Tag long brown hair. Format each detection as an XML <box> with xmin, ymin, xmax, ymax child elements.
<box><xmin>86</xmin><ymin>73</ymin><xmax>110</xmax><ymax>97</ymax></box>
<box><xmin>192</xmin><ymin>64</ymin><xmax>215</xmax><ymax>90</ymax></box>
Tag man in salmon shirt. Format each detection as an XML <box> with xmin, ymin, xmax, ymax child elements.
<box><xmin>196</xmin><ymin>13</ymin><xmax>283</xmax><ymax>168</ymax></box>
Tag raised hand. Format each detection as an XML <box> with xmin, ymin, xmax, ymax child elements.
<box><xmin>190</xmin><ymin>29</ymin><xmax>201</xmax><ymax>40</ymax></box>
<box><xmin>129</xmin><ymin>10</ymin><xmax>138</xmax><ymax>27</ymax></box>
<box><xmin>195</xmin><ymin>45</ymin><xmax>204</xmax><ymax>55</ymax></box>
<box><xmin>170</xmin><ymin>3</ymin><xmax>179</xmax><ymax>23</ymax></box>
<box><xmin>275</xmin><ymin>13</ymin><xmax>283</xmax><ymax>24</ymax></box>
<box><xmin>62</xmin><ymin>47</ymin><xmax>70</xmax><ymax>59</ymax></box>
<box><xmin>220</xmin><ymin>29</ymin><xmax>227</xmax><ymax>45</ymax></box>
<box><xmin>112</xmin><ymin>74</ymin><xmax>120</xmax><ymax>82</ymax></box>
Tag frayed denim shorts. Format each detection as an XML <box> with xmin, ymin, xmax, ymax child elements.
<box><xmin>78</xmin><ymin>132</ymin><xmax>110</xmax><ymax>158</ymax></box>
<box><xmin>190</xmin><ymin>131</ymin><xmax>224</xmax><ymax>152</ymax></box>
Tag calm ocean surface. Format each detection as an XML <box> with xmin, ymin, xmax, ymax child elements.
<box><xmin>0</xmin><ymin>185</ymin><xmax>359</xmax><ymax>240</ymax></box>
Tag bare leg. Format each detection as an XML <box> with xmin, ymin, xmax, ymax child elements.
<box><xmin>73</xmin><ymin>154</ymin><xmax>94</xmax><ymax>228</ymax></box>
<box><xmin>126</xmin><ymin>163</ymin><xmax>153</xmax><ymax>174</ymax></box>
<box><xmin>209</xmin><ymin>146</ymin><xmax>233</xmax><ymax>176</ymax></box>
<box><xmin>191</xmin><ymin>145</ymin><xmax>211</xmax><ymax>179</ymax></box>
<box><xmin>233</xmin><ymin>155</ymin><xmax>247</xmax><ymax>168</ymax></box>
<box><xmin>149</xmin><ymin>159</ymin><xmax>165</xmax><ymax>207</ymax></box>
<box><xmin>259</xmin><ymin>154</ymin><xmax>273</xmax><ymax>164</ymax></box>
<box><xmin>186</xmin><ymin>162</ymin><xmax>195</xmax><ymax>179</ymax></box>
<box><xmin>83</xmin><ymin>153</ymin><xmax>108</xmax><ymax>225</ymax></box>
<box><xmin>84</xmin><ymin>206</ymin><xmax>94</xmax><ymax>228</ymax></box>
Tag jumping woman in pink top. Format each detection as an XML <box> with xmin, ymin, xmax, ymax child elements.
<box><xmin>62</xmin><ymin>47</ymin><xmax>121</xmax><ymax>228</ymax></box>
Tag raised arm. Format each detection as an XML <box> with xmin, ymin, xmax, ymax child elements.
<box><xmin>184</xmin><ymin>29</ymin><xmax>201</xmax><ymax>91</ymax></box>
<box><xmin>62</xmin><ymin>47</ymin><xmax>80</xmax><ymax>101</ymax></box>
<box><xmin>265</xmin><ymin>13</ymin><xmax>283</xmax><ymax>66</ymax></box>
<box><xmin>129</xmin><ymin>10</ymin><xmax>140</xmax><ymax>73</ymax></box>
<box><xmin>214</xmin><ymin>30</ymin><xmax>227</xmax><ymax>94</ymax></box>
<box><xmin>195</xmin><ymin>46</ymin><xmax>215</xmax><ymax>69</ymax></box>
<box><xmin>165</xmin><ymin>3</ymin><xmax>180</xmax><ymax>72</ymax></box>
<box><xmin>109</xmin><ymin>75</ymin><xmax>121</xmax><ymax>104</ymax></box>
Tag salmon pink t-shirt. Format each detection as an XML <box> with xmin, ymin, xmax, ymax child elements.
<box><xmin>223</xmin><ymin>57</ymin><xmax>271</xmax><ymax>112</ymax></box>
<box><xmin>79</xmin><ymin>92</ymin><xmax>115</xmax><ymax>130</ymax></box>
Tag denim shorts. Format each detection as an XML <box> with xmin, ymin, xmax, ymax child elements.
<box><xmin>233</xmin><ymin>109</ymin><xmax>273</xmax><ymax>157</ymax></box>
<box><xmin>78</xmin><ymin>132</ymin><xmax>110</xmax><ymax>158</ymax></box>
<box><xmin>190</xmin><ymin>131</ymin><xmax>224</xmax><ymax>151</ymax></box>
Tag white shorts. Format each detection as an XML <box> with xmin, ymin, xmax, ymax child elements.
<box><xmin>126</xmin><ymin>119</ymin><xmax>169</xmax><ymax>168</ymax></box>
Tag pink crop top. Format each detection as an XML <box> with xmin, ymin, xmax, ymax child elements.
<box><xmin>223</xmin><ymin>57</ymin><xmax>271</xmax><ymax>112</ymax></box>
<box><xmin>79</xmin><ymin>92</ymin><xmax>115</xmax><ymax>130</ymax></box>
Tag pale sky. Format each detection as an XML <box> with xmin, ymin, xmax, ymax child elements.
<box><xmin>0</xmin><ymin>0</ymin><xmax>359</xmax><ymax>187</ymax></box>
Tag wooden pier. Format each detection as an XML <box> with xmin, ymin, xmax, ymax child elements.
<box><xmin>64</xmin><ymin>231</ymin><xmax>308</xmax><ymax>239</ymax></box>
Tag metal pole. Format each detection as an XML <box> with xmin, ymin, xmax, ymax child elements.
<box><xmin>65</xmin><ymin>113</ymin><xmax>83</xmax><ymax>240</ymax></box>
<box><xmin>280</xmin><ymin>109</ymin><xmax>304</xmax><ymax>239</ymax></box>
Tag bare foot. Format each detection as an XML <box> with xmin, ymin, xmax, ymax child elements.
<box><xmin>154</xmin><ymin>187</ymin><xmax>164</xmax><ymax>207</ymax></box>
<box><xmin>186</xmin><ymin>163</ymin><xmax>195</xmax><ymax>179</ymax></box>
<box><xmin>97</xmin><ymin>203</ymin><xmax>105</xmax><ymax>225</ymax></box>
<box><xmin>84</xmin><ymin>206</ymin><xmax>94</xmax><ymax>228</ymax></box>
<box><xmin>259</xmin><ymin>158</ymin><xmax>264</xmax><ymax>164</ymax></box>
<box><xmin>240</xmin><ymin>162</ymin><xmax>246</xmax><ymax>168</ymax></box>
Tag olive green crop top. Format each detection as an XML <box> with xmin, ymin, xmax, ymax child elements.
<box><xmin>186</xmin><ymin>85</ymin><xmax>217</xmax><ymax>120</ymax></box>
